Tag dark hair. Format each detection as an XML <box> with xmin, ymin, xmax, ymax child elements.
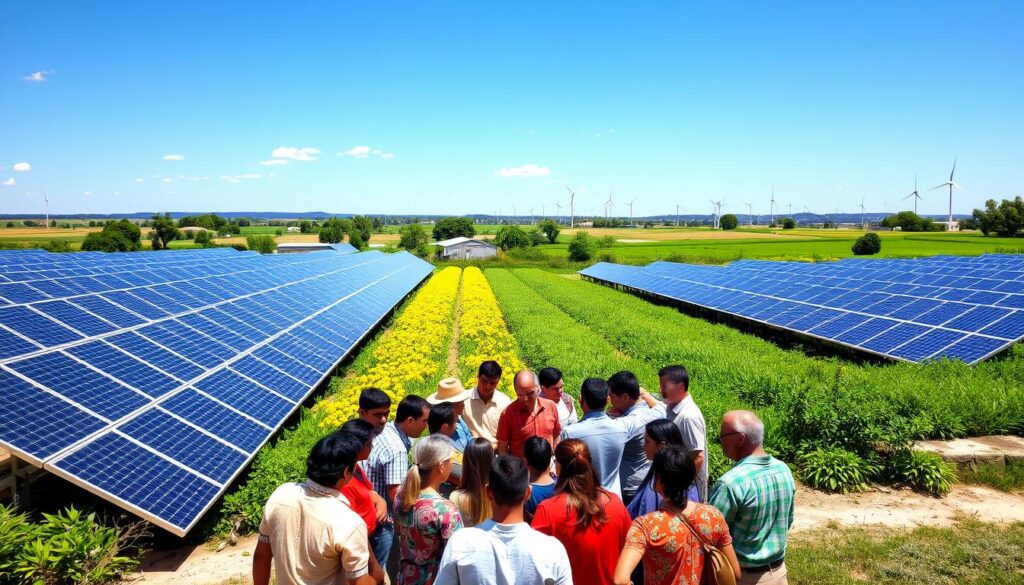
<box><xmin>580</xmin><ymin>378</ymin><xmax>609</xmax><ymax>411</ymax></box>
<box><xmin>653</xmin><ymin>445</ymin><xmax>696</xmax><ymax>508</ymax></box>
<box><xmin>489</xmin><ymin>454</ymin><xmax>529</xmax><ymax>507</ymax></box>
<box><xmin>658</xmin><ymin>365</ymin><xmax>689</xmax><ymax>389</ymax></box>
<box><xmin>646</xmin><ymin>418</ymin><xmax>685</xmax><ymax>447</ymax></box>
<box><xmin>338</xmin><ymin>418</ymin><xmax>375</xmax><ymax>445</ymax></box>
<box><xmin>428</xmin><ymin>402</ymin><xmax>456</xmax><ymax>434</ymax></box>
<box><xmin>478</xmin><ymin>360</ymin><xmax>503</xmax><ymax>379</ymax></box>
<box><xmin>395</xmin><ymin>395</ymin><xmax>430</xmax><ymax>424</ymax></box>
<box><xmin>607</xmin><ymin>371</ymin><xmax>640</xmax><ymax>400</ymax></box>
<box><xmin>554</xmin><ymin>439</ymin><xmax>606</xmax><ymax>528</ymax></box>
<box><xmin>523</xmin><ymin>436</ymin><xmax>552</xmax><ymax>472</ymax></box>
<box><xmin>460</xmin><ymin>438</ymin><xmax>494</xmax><ymax>525</ymax></box>
<box><xmin>306</xmin><ymin>431</ymin><xmax>362</xmax><ymax>488</ymax></box>
<box><xmin>538</xmin><ymin>367</ymin><xmax>563</xmax><ymax>388</ymax></box>
<box><xmin>359</xmin><ymin>387</ymin><xmax>391</xmax><ymax>411</ymax></box>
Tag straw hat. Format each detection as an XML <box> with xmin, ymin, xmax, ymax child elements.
<box><xmin>428</xmin><ymin>377</ymin><xmax>472</xmax><ymax>404</ymax></box>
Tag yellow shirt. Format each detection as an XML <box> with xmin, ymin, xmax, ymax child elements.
<box><xmin>462</xmin><ymin>386</ymin><xmax>512</xmax><ymax>447</ymax></box>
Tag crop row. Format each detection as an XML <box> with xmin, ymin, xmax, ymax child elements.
<box><xmin>456</xmin><ymin>267</ymin><xmax>527</xmax><ymax>397</ymax></box>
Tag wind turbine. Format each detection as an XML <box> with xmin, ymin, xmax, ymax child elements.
<box><xmin>858</xmin><ymin>195</ymin><xmax>867</xmax><ymax>228</ymax></box>
<box><xmin>769</xmin><ymin>187</ymin><xmax>777</xmax><ymax>226</ymax></box>
<box><xmin>930</xmin><ymin>159</ymin><xmax>962</xmax><ymax>228</ymax></box>
<box><xmin>902</xmin><ymin>175</ymin><xmax>922</xmax><ymax>215</ymax></box>
<box><xmin>710</xmin><ymin>199</ymin><xmax>724</xmax><ymax>228</ymax></box>
<box><xmin>530</xmin><ymin>207</ymin><xmax>535</xmax><ymax>225</ymax></box>
<box><xmin>743</xmin><ymin>201</ymin><xmax>754</xmax><ymax>227</ymax></box>
<box><xmin>512</xmin><ymin>204</ymin><xmax>517</xmax><ymax>224</ymax></box>
<box><xmin>555</xmin><ymin>202</ymin><xmax>563</xmax><ymax>224</ymax></box>
<box><xmin>43</xmin><ymin>188</ymin><xmax>50</xmax><ymax>230</ymax></box>
<box><xmin>564</xmin><ymin>184</ymin><xmax>576</xmax><ymax>228</ymax></box>
<box><xmin>604</xmin><ymin>189</ymin><xmax>614</xmax><ymax>220</ymax></box>
<box><xmin>626</xmin><ymin>197</ymin><xmax>638</xmax><ymax>226</ymax></box>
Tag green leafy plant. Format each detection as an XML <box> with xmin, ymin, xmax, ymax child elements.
<box><xmin>852</xmin><ymin>232</ymin><xmax>882</xmax><ymax>255</ymax></box>
<box><xmin>797</xmin><ymin>447</ymin><xmax>879</xmax><ymax>493</ymax></box>
<box><xmin>886</xmin><ymin>449</ymin><xmax>956</xmax><ymax>496</ymax></box>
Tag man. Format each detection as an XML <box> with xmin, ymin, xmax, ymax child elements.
<box><xmin>462</xmin><ymin>360</ymin><xmax>510</xmax><ymax>448</ymax></box>
<box><xmin>365</xmin><ymin>394</ymin><xmax>430</xmax><ymax>568</ymax></box>
<box><xmin>607</xmin><ymin>371</ymin><xmax>666</xmax><ymax>504</ymax></box>
<box><xmin>338</xmin><ymin>419</ymin><xmax>388</xmax><ymax>582</ymax></box>
<box><xmin>424</xmin><ymin>402</ymin><xmax>464</xmax><ymax>493</ymax></box>
<box><xmin>434</xmin><ymin>455</ymin><xmax>572</xmax><ymax>585</ymax></box>
<box><xmin>428</xmin><ymin>377</ymin><xmax>474</xmax><ymax>451</ymax></box>
<box><xmin>496</xmin><ymin>370</ymin><xmax>560</xmax><ymax>458</ymax></box>
<box><xmin>659</xmin><ymin>364</ymin><xmax>708</xmax><ymax>501</ymax></box>
<box><xmin>539</xmin><ymin>367</ymin><xmax>577</xmax><ymax>429</ymax></box>
<box><xmin>254</xmin><ymin>431</ymin><xmax>383</xmax><ymax>585</ymax></box>
<box><xmin>710</xmin><ymin>411</ymin><xmax>795</xmax><ymax>585</ymax></box>
<box><xmin>562</xmin><ymin>376</ymin><xmax>663</xmax><ymax>497</ymax></box>
<box><xmin>357</xmin><ymin>387</ymin><xmax>392</xmax><ymax>435</ymax></box>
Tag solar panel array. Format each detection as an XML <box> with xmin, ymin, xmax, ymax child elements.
<box><xmin>0</xmin><ymin>247</ymin><xmax>432</xmax><ymax>535</ymax></box>
<box><xmin>580</xmin><ymin>254</ymin><xmax>1024</xmax><ymax>365</ymax></box>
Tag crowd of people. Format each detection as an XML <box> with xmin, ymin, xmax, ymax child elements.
<box><xmin>253</xmin><ymin>361</ymin><xmax>796</xmax><ymax>585</ymax></box>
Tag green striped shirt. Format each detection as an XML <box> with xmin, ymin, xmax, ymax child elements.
<box><xmin>708</xmin><ymin>455</ymin><xmax>795</xmax><ymax>568</ymax></box>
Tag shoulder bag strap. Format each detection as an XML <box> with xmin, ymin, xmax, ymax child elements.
<box><xmin>674</xmin><ymin>507</ymin><xmax>714</xmax><ymax>552</ymax></box>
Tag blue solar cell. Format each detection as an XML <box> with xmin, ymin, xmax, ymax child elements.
<box><xmin>33</xmin><ymin>300</ymin><xmax>117</xmax><ymax>337</ymax></box>
<box><xmin>118</xmin><ymin>410</ymin><xmax>247</xmax><ymax>484</ymax></box>
<box><xmin>252</xmin><ymin>347</ymin><xmax>322</xmax><ymax>385</ymax></box>
<box><xmin>887</xmin><ymin>299</ymin><xmax>944</xmax><ymax>321</ymax></box>
<box><xmin>0</xmin><ymin>282</ymin><xmax>51</xmax><ymax>304</ymax></box>
<box><xmin>193</xmin><ymin>369</ymin><xmax>294</xmax><ymax>426</ymax></box>
<box><xmin>860</xmin><ymin>323</ymin><xmax>931</xmax><ymax>353</ymax></box>
<box><xmin>8</xmin><ymin>352</ymin><xmax>149</xmax><ymax>420</ymax></box>
<box><xmin>27</xmin><ymin>279</ymin><xmax>79</xmax><ymax>299</ymax></box>
<box><xmin>108</xmin><ymin>332</ymin><xmax>205</xmax><ymax>381</ymax></box>
<box><xmin>51</xmin><ymin>433</ymin><xmax>220</xmax><ymax>532</ymax></box>
<box><xmin>0</xmin><ymin>326</ymin><xmax>42</xmax><ymax>359</ymax></box>
<box><xmin>175</xmin><ymin>313</ymin><xmax>251</xmax><ymax>351</ymax></box>
<box><xmin>913</xmin><ymin>302</ymin><xmax>973</xmax><ymax>326</ymax></box>
<box><xmin>888</xmin><ymin>329</ymin><xmax>965</xmax><ymax>362</ymax></box>
<box><xmin>944</xmin><ymin>306</ymin><xmax>1014</xmax><ymax>333</ymax></box>
<box><xmin>69</xmin><ymin>296</ymin><xmax>147</xmax><ymax>327</ymax></box>
<box><xmin>0</xmin><ymin>306</ymin><xmax>83</xmax><ymax>347</ymax></box>
<box><xmin>978</xmin><ymin>311</ymin><xmax>1024</xmax><ymax>340</ymax></box>
<box><xmin>160</xmin><ymin>389</ymin><xmax>269</xmax><ymax>452</ymax></box>
<box><xmin>834</xmin><ymin>318</ymin><xmax>900</xmax><ymax>345</ymax></box>
<box><xmin>807</xmin><ymin>313</ymin><xmax>870</xmax><ymax>338</ymax></box>
<box><xmin>229</xmin><ymin>356</ymin><xmax>308</xmax><ymax>401</ymax></box>
<box><xmin>103</xmin><ymin>290</ymin><xmax>171</xmax><ymax>319</ymax></box>
<box><xmin>66</xmin><ymin>341</ymin><xmax>180</xmax><ymax>398</ymax></box>
<box><xmin>961</xmin><ymin>291</ymin><xmax>1009</xmax><ymax>305</ymax></box>
<box><xmin>996</xmin><ymin>295</ymin><xmax>1024</xmax><ymax>310</ymax></box>
<box><xmin>936</xmin><ymin>334</ymin><xmax>1008</xmax><ymax>364</ymax></box>
<box><xmin>0</xmin><ymin>369</ymin><xmax>107</xmax><ymax>461</ymax></box>
<box><xmin>140</xmin><ymin>286</ymin><xmax>196</xmax><ymax>314</ymax></box>
<box><xmin>141</xmin><ymin>321</ymin><xmax>236</xmax><ymax>368</ymax></box>
<box><xmin>788</xmin><ymin>309</ymin><xmax>846</xmax><ymax>332</ymax></box>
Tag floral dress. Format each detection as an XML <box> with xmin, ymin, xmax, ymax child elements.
<box><xmin>395</xmin><ymin>491</ymin><xmax>464</xmax><ymax>585</ymax></box>
<box><xmin>624</xmin><ymin>504</ymin><xmax>732</xmax><ymax>585</ymax></box>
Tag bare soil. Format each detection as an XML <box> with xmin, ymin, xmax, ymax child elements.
<box><xmin>133</xmin><ymin>483</ymin><xmax>1024</xmax><ymax>584</ymax></box>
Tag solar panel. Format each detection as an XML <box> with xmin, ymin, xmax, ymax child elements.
<box><xmin>0</xmin><ymin>247</ymin><xmax>432</xmax><ymax>535</ymax></box>
<box><xmin>580</xmin><ymin>254</ymin><xmax>1024</xmax><ymax>365</ymax></box>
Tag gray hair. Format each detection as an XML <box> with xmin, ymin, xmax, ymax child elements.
<box><xmin>513</xmin><ymin>370</ymin><xmax>539</xmax><ymax>391</ymax></box>
<box><xmin>732</xmin><ymin>411</ymin><xmax>765</xmax><ymax>446</ymax></box>
<box><xmin>414</xmin><ymin>434</ymin><xmax>455</xmax><ymax>469</ymax></box>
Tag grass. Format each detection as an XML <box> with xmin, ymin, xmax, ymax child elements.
<box><xmin>786</xmin><ymin>518</ymin><xmax>1024</xmax><ymax>584</ymax></box>
<box><xmin>961</xmin><ymin>461</ymin><xmax>1024</xmax><ymax>492</ymax></box>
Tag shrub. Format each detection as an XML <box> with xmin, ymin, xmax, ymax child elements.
<box><xmin>886</xmin><ymin>450</ymin><xmax>956</xmax><ymax>496</ymax></box>
<box><xmin>432</xmin><ymin>217</ymin><xmax>476</xmax><ymax>241</ymax></box>
<box><xmin>398</xmin><ymin>224</ymin><xmax>429</xmax><ymax>256</ymax></box>
<box><xmin>537</xmin><ymin>219</ymin><xmax>560</xmax><ymax>244</ymax></box>
<box><xmin>797</xmin><ymin>447</ymin><xmax>879</xmax><ymax>493</ymax></box>
<box><xmin>720</xmin><ymin>213</ymin><xmax>738</xmax><ymax>230</ymax></box>
<box><xmin>782</xmin><ymin>218</ymin><xmax>796</xmax><ymax>229</ymax></box>
<box><xmin>852</xmin><ymin>232</ymin><xmax>882</xmax><ymax>255</ymax></box>
<box><xmin>246</xmin><ymin>234</ymin><xmax>276</xmax><ymax>254</ymax></box>
<box><xmin>598</xmin><ymin>235</ymin><xmax>616</xmax><ymax>248</ymax></box>
<box><xmin>193</xmin><ymin>230</ymin><xmax>213</xmax><ymax>247</ymax></box>
<box><xmin>229</xmin><ymin>243</ymin><xmax>248</xmax><ymax>251</ymax></box>
<box><xmin>41</xmin><ymin>240</ymin><xmax>72</xmax><ymax>253</ymax></box>
<box><xmin>494</xmin><ymin>225</ymin><xmax>531</xmax><ymax>250</ymax></box>
<box><xmin>567</xmin><ymin>231</ymin><xmax>597</xmax><ymax>262</ymax></box>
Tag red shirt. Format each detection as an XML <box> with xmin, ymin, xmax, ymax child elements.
<box><xmin>531</xmin><ymin>490</ymin><xmax>632</xmax><ymax>585</ymax></box>
<box><xmin>340</xmin><ymin>464</ymin><xmax>377</xmax><ymax>533</ymax></box>
<box><xmin>496</xmin><ymin>397</ymin><xmax>561</xmax><ymax>458</ymax></box>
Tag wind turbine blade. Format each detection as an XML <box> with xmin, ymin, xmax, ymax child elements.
<box><xmin>950</xmin><ymin>158</ymin><xmax>957</xmax><ymax>181</ymax></box>
<box><xmin>902</xmin><ymin>193</ymin><xmax>915</xmax><ymax>200</ymax></box>
<box><xmin>929</xmin><ymin>182</ymin><xmax>949</xmax><ymax>191</ymax></box>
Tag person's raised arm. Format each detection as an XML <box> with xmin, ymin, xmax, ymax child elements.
<box><xmin>252</xmin><ymin>540</ymin><xmax>273</xmax><ymax>585</ymax></box>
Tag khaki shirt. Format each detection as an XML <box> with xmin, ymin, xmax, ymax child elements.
<box><xmin>462</xmin><ymin>386</ymin><xmax>512</xmax><ymax>447</ymax></box>
<box><xmin>259</xmin><ymin>480</ymin><xmax>370</xmax><ymax>585</ymax></box>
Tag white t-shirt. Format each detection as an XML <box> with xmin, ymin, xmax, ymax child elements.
<box><xmin>669</xmin><ymin>394</ymin><xmax>708</xmax><ymax>502</ymax></box>
<box><xmin>435</xmin><ymin>519</ymin><xmax>572</xmax><ymax>585</ymax></box>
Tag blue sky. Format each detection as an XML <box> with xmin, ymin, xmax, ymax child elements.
<box><xmin>1</xmin><ymin>1</ymin><xmax>1021</xmax><ymax>217</ymax></box>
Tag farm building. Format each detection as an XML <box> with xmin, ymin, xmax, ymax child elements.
<box><xmin>275</xmin><ymin>242</ymin><xmax>358</xmax><ymax>254</ymax></box>
<box><xmin>286</xmin><ymin>226</ymin><xmax>301</xmax><ymax>233</ymax></box>
<box><xmin>179</xmin><ymin>226</ymin><xmax>209</xmax><ymax>236</ymax></box>
<box><xmin>434</xmin><ymin>236</ymin><xmax>498</xmax><ymax>260</ymax></box>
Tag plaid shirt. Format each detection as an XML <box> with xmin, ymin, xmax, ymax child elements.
<box><xmin>708</xmin><ymin>454</ymin><xmax>795</xmax><ymax>568</ymax></box>
<box><xmin>366</xmin><ymin>422</ymin><xmax>411</xmax><ymax>513</ymax></box>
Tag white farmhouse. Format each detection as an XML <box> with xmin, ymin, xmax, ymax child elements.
<box><xmin>434</xmin><ymin>236</ymin><xmax>498</xmax><ymax>260</ymax></box>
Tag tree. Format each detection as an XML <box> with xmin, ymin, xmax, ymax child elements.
<box><xmin>49</xmin><ymin>220</ymin><xmax>57</xmax><ymax>228</ymax></box>
<box><xmin>958</xmin><ymin>217</ymin><xmax>980</xmax><ymax>231</ymax></box>
<box><xmin>972</xmin><ymin>197</ymin><xmax>1024</xmax><ymax>237</ymax></box>
<box><xmin>299</xmin><ymin>220</ymin><xmax>313</xmax><ymax>234</ymax></box>
<box><xmin>5</xmin><ymin>222</ymin><xmax>14</xmax><ymax>228</ymax></box>
<box><xmin>598</xmin><ymin>235</ymin><xmax>616</xmax><ymax>248</ymax></box>
<box><xmin>236</xmin><ymin>217</ymin><xmax>252</xmax><ymax>227</ymax></box>
<box><xmin>193</xmin><ymin>230</ymin><xmax>213</xmax><ymax>247</ymax></box>
<box><xmin>567</xmin><ymin>231</ymin><xmax>597</xmax><ymax>262</ymax></box>
<box><xmin>246</xmin><ymin>234</ymin><xmax>276</xmax><ymax>253</ymax></box>
<box><xmin>80</xmin><ymin>219</ymin><xmax>142</xmax><ymax>252</ymax></box>
<box><xmin>782</xmin><ymin>218</ymin><xmax>796</xmax><ymax>229</ymax></box>
<box><xmin>432</xmin><ymin>217</ymin><xmax>476</xmax><ymax>241</ymax></box>
<box><xmin>23</xmin><ymin>220</ymin><xmax>37</xmax><ymax>227</ymax></box>
<box><xmin>149</xmin><ymin>213</ymin><xmax>180</xmax><ymax>250</ymax></box>
<box><xmin>398</xmin><ymin>224</ymin><xmax>429</xmax><ymax>256</ymax></box>
<box><xmin>719</xmin><ymin>214</ymin><xmax>739</xmax><ymax>230</ymax></box>
<box><xmin>348</xmin><ymin>231</ymin><xmax>367</xmax><ymax>250</ymax></box>
<box><xmin>179</xmin><ymin>213</ymin><xmax>228</xmax><ymax>231</ymax></box>
<box><xmin>528</xmin><ymin>228</ymin><xmax>546</xmax><ymax>246</ymax></box>
<box><xmin>351</xmin><ymin>216</ymin><xmax>374</xmax><ymax>245</ymax></box>
<box><xmin>494</xmin><ymin>225</ymin><xmax>531</xmax><ymax>250</ymax></box>
<box><xmin>851</xmin><ymin>232</ymin><xmax>882</xmax><ymax>255</ymax></box>
<box><xmin>319</xmin><ymin>217</ymin><xmax>351</xmax><ymax>243</ymax></box>
<box><xmin>105</xmin><ymin>220</ymin><xmax>142</xmax><ymax>249</ymax></box>
<box><xmin>881</xmin><ymin>211</ymin><xmax>935</xmax><ymax>232</ymax></box>
<box><xmin>537</xmin><ymin>219</ymin><xmax>560</xmax><ymax>244</ymax></box>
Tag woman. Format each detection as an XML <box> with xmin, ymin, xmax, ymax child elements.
<box><xmin>394</xmin><ymin>434</ymin><xmax>464</xmax><ymax>585</ymax></box>
<box><xmin>626</xmin><ymin>419</ymin><xmax>700</xmax><ymax>520</ymax></box>
<box><xmin>532</xmin><ymin>439</ymin><xmax>632</xmax><ymax>585</ymax></box>
<box><xmin>448</xmin><ymin>438</ymin><xmax>492</xmax><ymax>527</ymax></box>
<box><xmin>613</xmin><ymin>445</ymin><xmax>741</xmax><ymax>585</ymax></box>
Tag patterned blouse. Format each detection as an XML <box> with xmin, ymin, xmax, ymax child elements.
<box><xmin>395</xmin><ymin>491</ymin><xmax>464</xmax><ymax>585</ymax></box>
<box><xmin>624</xmin><ymin>504</ymin><xmax>732</xmax><ymax>585</ymax></box>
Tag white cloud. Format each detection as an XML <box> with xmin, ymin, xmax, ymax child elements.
<box><xmin>134</xmin><ymin>178</ymin><xmax>145</xmax><ymax>183</ymax></box>
<box><xmin>2</xmin><ymin>178</ymin><xmax>14</xmax><ymax>186</ymax></box>
<box><xmin>13</xmin><ymin>162</ymin><xmax>31</xmax><ymax>172</ymax></box>
<box><xmin>161</xmin><ymin>178</ymin><xmax>174</xmax><ymax>183</ymax></box>
<box><xmin>220</xmin><ymin>173</ymin><xmax>261</xmax><ymax>183</ymax></box>
<box><xmin>83</xmin><ymin>191</ymin><xmax>92</xmax><ymax>196</ymax></box>
<box><xmin>163</xmin><ymin>154</ymin><xmax>185</xmax><ymax>161</ymax></box>
<box><xmin>271</xmin><ymin>146</ymin><xmax>320</xmax><ymax>161</ymax></box>
<box><xmin>113</xmin><ymin>191</ymin><xmax>120</xmax><ymax>196</ymax></box>
<box><xmin>260</xmin><ymin>159</ymin><xmax>289</xmax><ymax>166</ymax></box>
<box><xmin>381</xmin><ymin>153</ymin><xmax>395</xmax><ymax>160</ymax></box>
<box><xmin>24</xmin><ymin>70</ymin><xmax>53</xmax><ymax>82</ymax></box>
<box><xmin>495</xmin><ymin>164</ymin><xmax>551</xmax><ymax>178</ymax></box>
<box><xmin>338</xmin><ymin>145</ymin><xmax>394</xmax><ymax>159</ymax></box>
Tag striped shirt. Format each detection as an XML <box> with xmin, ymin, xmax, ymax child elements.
<box><xmin>708</xmin><ymin>454</ymin><xmax>795</xmax><ymax>568</ymax></box>
<box><xmin>366</xmin><ymin>422</ymin><xmax>412</xmax><ymax>513</ymax></box>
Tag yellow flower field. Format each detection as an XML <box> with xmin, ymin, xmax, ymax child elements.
<box><xmin>457</xmin><ymin>266</ymin><xmax>527</xmax><ymax>397</ymax></box>
<box><xmin>319</xmin><ymin>267</ymin><xmax>462</xmax><ymax>427</ymax></box>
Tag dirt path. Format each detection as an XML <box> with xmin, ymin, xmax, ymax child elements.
<box><xmin>446</xmin><ymin>270</ymin><xmax>463</xmax><ymax>376</ymax></box>
<box><xmin>133</xmin><ymin>483</ymin><xmax>1024</xmax><ymax>584</ymax></box>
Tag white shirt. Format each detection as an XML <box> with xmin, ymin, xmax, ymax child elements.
<box><xmin>553</xmin><ymin>394</ymin><xmax>578</xmax><ymax>429</ymax></box>
<box><xmin>667</xmin><ymin>394</ymin><xmax>708</xmax><ymax>501</ymax></box>
<box><xmin>435</xmin><ymin>520</ymin><xmax>572</xmax><ymax>585</ymax></box>
<box><xmin>462</xmin><ymin>386</ymin><xmax>512</xmax><ymax>447</ymax></box>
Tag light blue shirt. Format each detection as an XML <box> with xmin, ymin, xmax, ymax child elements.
<box><xmin>618</xmin><ymin>400</ymin><xmax>666</xmax><ymax>495</ymax></box>
<box><xmin>450</xmin><ymin>418</ymin><xmax>473</xmax><ymax>451</ymax></box>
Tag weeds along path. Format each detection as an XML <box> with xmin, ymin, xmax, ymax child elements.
<box><xmin>212</xmin><ymin>267</ymin><xmax>462</xmax><ymax>536</ymax></box>
<box><xmin>455</xmin><ymin>267</ymin><xmax>527</xmax><ymax>398</ymax></box>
